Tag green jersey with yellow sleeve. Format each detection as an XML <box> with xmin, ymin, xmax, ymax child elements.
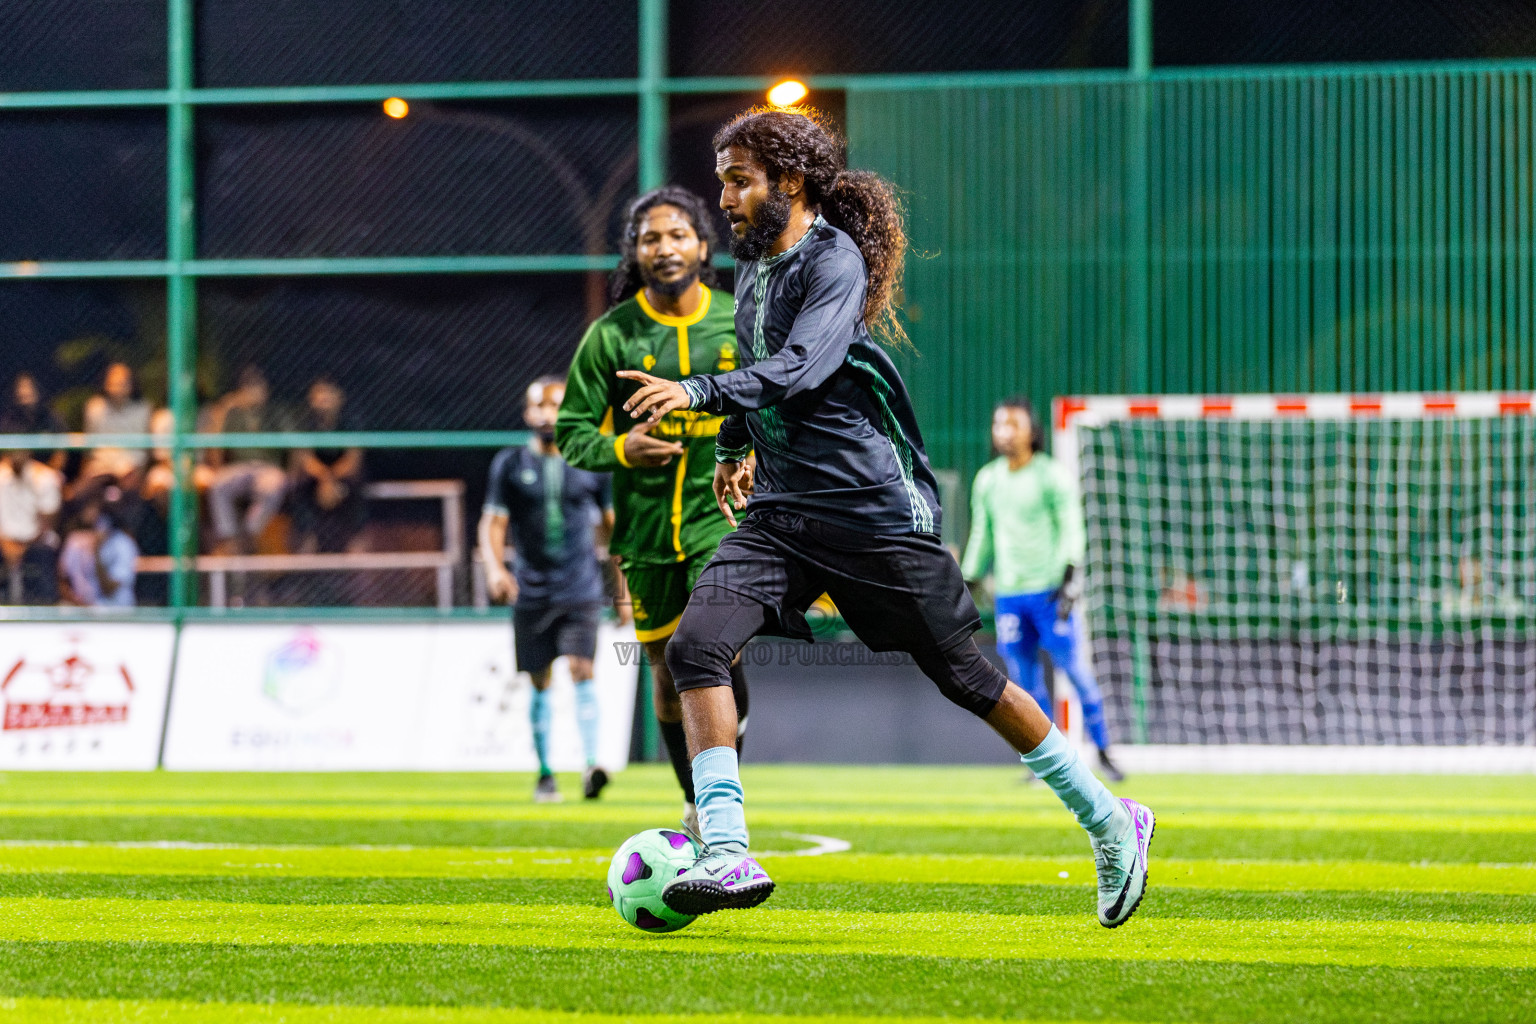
<box><xmin>556</xmin><ymin>284</ymin><xmax>739</xmax><ymax>568</ymax></box>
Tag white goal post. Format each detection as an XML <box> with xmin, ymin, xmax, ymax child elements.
<box><xmin>1054</xmin><ymin>392</ymin><xmax>1536</xmax><ymax>773</ymax></box>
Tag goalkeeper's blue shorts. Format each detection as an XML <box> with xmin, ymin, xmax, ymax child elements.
<box><xmin>994</xmin><ymin>590</ymin><xmax>1113</xmax><ymax>750</ymax></box>
<box><xmin>993</xmin><ymin>588</ymin><xmax>1096</xmax><ymax>687</ymax></box>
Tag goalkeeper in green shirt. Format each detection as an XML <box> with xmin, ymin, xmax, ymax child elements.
<box><xmin>961</xmin><ymin>397</ymin><xmax>1124</xmax><ymax>781</ymax></box>
<box><xmin>556</xmin><ymin>186</ymin><xmax>750</xmax><ymax>827</ymax></box>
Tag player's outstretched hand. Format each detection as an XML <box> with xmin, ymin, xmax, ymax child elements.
<box><xmin>617</xmin><ymin>370</ymin><xmax>691</xmax><ymax>424</ymax></box>
<box><xmin>714</xmin><ymin>460</ymin><xmax>750</xmax><ymax>527</ymax></box>
<box><xmin>622</xmin><ymin>419</ymin><xmax>685</xmax><ymax>467</ymax></box>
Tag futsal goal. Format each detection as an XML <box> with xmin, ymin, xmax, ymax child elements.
<box><xmin>1055</xmin><ymin>393</ymin><xmax>1536</xmax><ymax>772</ymax></box>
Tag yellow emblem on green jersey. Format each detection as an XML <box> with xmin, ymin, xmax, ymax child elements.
<box><xmin>642</xmin><ymin>353</ymin><xmax>657</xmax><ymax>371</ymax></box>
<box><xmin>716</xmin><ymin>344</ymin><xmax>737</xmax><ymax>371</ymax></box>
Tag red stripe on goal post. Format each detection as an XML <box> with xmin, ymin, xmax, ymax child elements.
<box><xmin>1055</xmin><ymin>397</ymin><xmax>1087</xmax><ymax>431</ymax></box>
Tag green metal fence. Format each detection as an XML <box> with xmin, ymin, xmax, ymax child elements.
<box><xmin>850</xmin><ymin>58</ymin><xmax>1536</xmax><ymax>493</ymax></box>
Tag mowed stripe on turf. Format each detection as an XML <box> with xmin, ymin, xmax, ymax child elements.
<box><xmin>0</xmin><ymin>801</ymin><xmax>1528</xmax><ymax>833</ymax></box>
<box><xmin>0</xmin><ymin>897</ymin><xmax>1528</xmax><ymax>968</ymax></box>
<box><xmin>2</xmin><ymin>873</ymin><xmax>1533</xmax><ymax>924</ymax></box>
<box><xmin>0</xmin><ymin>999</ymin><xmax>1141</xmax><ymax>1024</ymax></box>
<box><xmin>5</xmin><ymin>768</ymin><xmax>1534</xmax><ymax>802</ymax></box>
<box><xmin>12</xmin><ymin>944</ymin><xmax>1530</xmax><ymax>1024</ymax></box>
<box><xmin>2</xmin><ymin>843</ymin><xmax>1532</xmax><ymax>894</ymax></box>
<box><xmin>4</xmin><ymin>818</ymin><xmax>1524</xmax><ymax>863</ymax></box>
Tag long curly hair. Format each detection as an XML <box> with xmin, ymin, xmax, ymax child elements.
<box><xmin>608</xmin><ymin>186</ymin><xmax>721</xmax><ymax>308</ymax></box>
<box><xmin>713</xmin><ymin>106</ymin><xmax>908</xmax><ymax>345</ymax></box>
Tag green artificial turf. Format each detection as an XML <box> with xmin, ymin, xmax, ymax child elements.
<box><xmin>0</xmin><ymin>767</ymin><xmax>1531</xmax><ymax>1022</ymax></box>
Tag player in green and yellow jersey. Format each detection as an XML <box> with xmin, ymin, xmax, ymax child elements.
<box><xmin>556</xmin><ymin>186</ymin><xmax>750</xmax><ymax>828</ymax></box>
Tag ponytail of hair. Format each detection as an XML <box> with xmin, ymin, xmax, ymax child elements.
<box><xmin>818</xmin><ymin>169</ymin><xmax>908</xmax><ymax>347</ymax></box>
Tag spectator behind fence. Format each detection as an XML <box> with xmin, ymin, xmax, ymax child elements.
<box><xmin>206</xmin><ymin>365</ymin><xmax>294</xmax><ymax>555</ymax></box>
<box><xmin>140</xmin><ymin>407</ymin><xmax>178</xmax><ymax>509</ymax></box>
<box><xmin>59</xmin><ymin>490</ymin><xmax>138</xmax><ymax>608</ymax></box>
<box><xmin>291</xmin><ymin>377</ymin><xmax>365</xmax><ymax>554</ymax></box>
<box><xmin>78</xmin><ymin>362</ymin><xmax>154</xmax><ymax>488</ymax></box>
<box><xmin>0</xmin><ymin>415</ymin><xmax>63</xmax><ymax>604</ymax></box>
<box><xmin>5</xmin><ymin>372</ymin><xmax>67</xmax><ymax>474</ymax></box>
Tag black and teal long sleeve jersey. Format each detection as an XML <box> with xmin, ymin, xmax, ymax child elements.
<box><xmin>679</xmin><ymin>216</ymin><xmax>943</xmax><ymax>536</ymax></box>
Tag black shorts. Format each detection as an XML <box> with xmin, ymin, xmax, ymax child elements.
<box><xmin>694</xmin><ymin>508</ymin><xmax>981</xmax><ymax>653</ymax></box>
<box><xmin>512</xmin><ymin>601</ymin><xmax>602</xmax><ymax>675</ymax></box>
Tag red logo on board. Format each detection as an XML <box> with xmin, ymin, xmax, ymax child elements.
<box><xmin>1</xmin><ymin>635</ymin><xmax>135</xmax><ymax>731</ymax></box>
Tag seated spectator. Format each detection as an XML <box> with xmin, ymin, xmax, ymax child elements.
<box><xmin>0</xmin><ymin>419</ymin><xmax>63</xmax><ymax>604</ymax></box>
<box><xmin>5</xmin><ymin>372</ymin><xmax>67</xmax><ymax>474</ymax></box>
<box><xmin>291</xmin><ymin>377</ymin><xmax>365</xmax><ymax>554</ymax></box>
<box><xmin>140</xmin><ymin>407</ymin><xmax>178</xmax><ymax>510</ymax></box>
<box><xmin>78</xmin><ymin>362</ymin><xmax>154</xmax><ymax>488</ymax></box>
<box><xmin>59</xmin><ymin>491</ymin><xmax>138</xmax><ymax>608</ymax></box>
<box><xmin>140</xmin><ymin>407</ymin><xmax>215</xmax><ymax>508</ymax></box>
<box><xmin>205</xmin><ymin>365</ymin><xmax>293</xmax><ymax>555</ymax></box>
<box><xmin>129</xmin><ymin>407</ymin><xmax>182</xmax><ymax>608</ymax></box>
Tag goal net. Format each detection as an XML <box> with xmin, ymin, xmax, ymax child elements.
<box><xmin>1057</xmin><ymin>393</ymin><xmax>1536</xmax><ymax>750</ymax></box>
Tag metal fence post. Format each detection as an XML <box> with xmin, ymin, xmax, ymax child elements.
<box><xmin>635</xmin><ymin>0</ymin><xmax>668</xmax><ymax>760</ymax></box>
<box><xmin>1128</xmin><ymin>0</ymin><xmax>1154</xmax><ymax>740</ymax></box>
<box><xmin>638</xmin><ymin>0</ymin><xmax>668</xmax><ymax>190</ymax></box>
<box><xmin>1127</xmin><ymin>0</ymin><xmax>1153</xmax><ymax>394</ymax></box>
<box><xmin>166</xmin><ymin>0</ymin><xmax>198</xmax><ymax>613</ymax></box>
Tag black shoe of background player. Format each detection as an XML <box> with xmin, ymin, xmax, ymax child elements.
<box><xmin>534</xmin><ymin>773</ymin><xmax>563</xmax><ymax>803</ymax></box>
<box><xmin>1097</xmin><ymin>748</ymin><xmax>1127</xmax><ymax>782</ymax></box>
<box><xmin>583</xmin><ymin>765</ymin><xmax>609</xmax><ymax>800</ymax></box>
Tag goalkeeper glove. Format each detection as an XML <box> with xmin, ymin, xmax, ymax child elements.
<box><xmin>1053</xmin><ymin>564</ymin><xmax>1083</xmax><ymax>621</ymax></box>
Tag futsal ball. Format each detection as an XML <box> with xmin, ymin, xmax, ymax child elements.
<box><xmin>607</xmin><ymin>828</ymin><xmax>699</xmax><ymax>932</ymax></box>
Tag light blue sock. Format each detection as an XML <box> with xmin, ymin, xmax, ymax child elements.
<box><xmin>1020</xmin><ymin>727</ymin><xmax>1127</xmax><ymax>840</ymax></box>
<box><xmin>573</xmin><ymin>678</ymin><xmax>600</xmax><ymax>767</ymax></box>
<box><xmin>692</xmin><ymin>745</ymin><xmax>749</xmax><ymax>851</ymax></box>
<box><xmin>528</xmin><ymin>688</ymin><xmax>552</xmax><ymax>776</ymax></box>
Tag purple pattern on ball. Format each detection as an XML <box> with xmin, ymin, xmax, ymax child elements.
<box><xmin>635</xmin><ymin>907</ymin><xmax>669</xmax><ymax>930</ymax></box>
<box><xmin>622</xmin><ymin>851</ymin><xmax>650</xmax><ymax>885</ymax></box>
<box><xmin>662</xmin><ymin>829</ymin><xmax>691</xmax><ymax>849</ymax></box>
<box><xmin>607</xmin><ymin>886</ymin><xmax>613</xmax><ymax>902</ymax></box>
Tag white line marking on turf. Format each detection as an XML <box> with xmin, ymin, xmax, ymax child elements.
<box><xmin>755</xmin><ymin>832</ymin><xmax>852</xmax><ymax>857</ymax></box>
<box><xmin>0</xmin><ymin>835</ymin><xmax>856</xmax><ymax>857</ymax></box>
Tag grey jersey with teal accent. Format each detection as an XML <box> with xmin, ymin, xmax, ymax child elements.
<box><xmin>484</xmin><ymin>444</ymin><xmax>611</xmax><ymax>604</ymax></box>
<box><xmin>680</xmin><ymin>217</ymin><xmax>943</xmax><ymax>536</ymax></box>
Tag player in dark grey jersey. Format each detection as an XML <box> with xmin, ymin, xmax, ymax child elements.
<box><xmin>618</xmin><ymin>108</ymin><xmax>1155</xmax><ymax>927</ymax></box>
<box><xmin>478</xmin><ymin>376</ymin><xmax>613</xmax><ymax>803</ymax></box>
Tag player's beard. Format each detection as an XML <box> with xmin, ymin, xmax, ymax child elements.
<box><xmin>639</xmin><ymin>257</ymin><xmax>701</xmax><ymax>299</ymax></box>
<box><xmin>728</xmin><ymin>185</ymin><xmax>792</xmax><ymax>261</ymax></box>
<box><xmin>535</xmin><ymin>425</ymin><xmax>557</xmax><ymax>445</ymax></box>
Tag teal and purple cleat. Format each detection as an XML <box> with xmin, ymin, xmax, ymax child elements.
<box><xmin>661</xmin><ymin>846</ymin><xmax>775</xmax><ymax>916</ymax></box>
<box><xmin>1093</xmin><ymin>797</ymin><xmax>1155</xmax><ymax>927</ymax></box>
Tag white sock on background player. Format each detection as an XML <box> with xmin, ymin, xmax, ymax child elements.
<box><xmin>573</xmin><ymin>677</ymin><xmax>600</xmax><ymax>767</ymax></box>
<box><xmin>528</xmin><ymin>688</ymin><xmax>553</xmax><ymax>776</ymax></box>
